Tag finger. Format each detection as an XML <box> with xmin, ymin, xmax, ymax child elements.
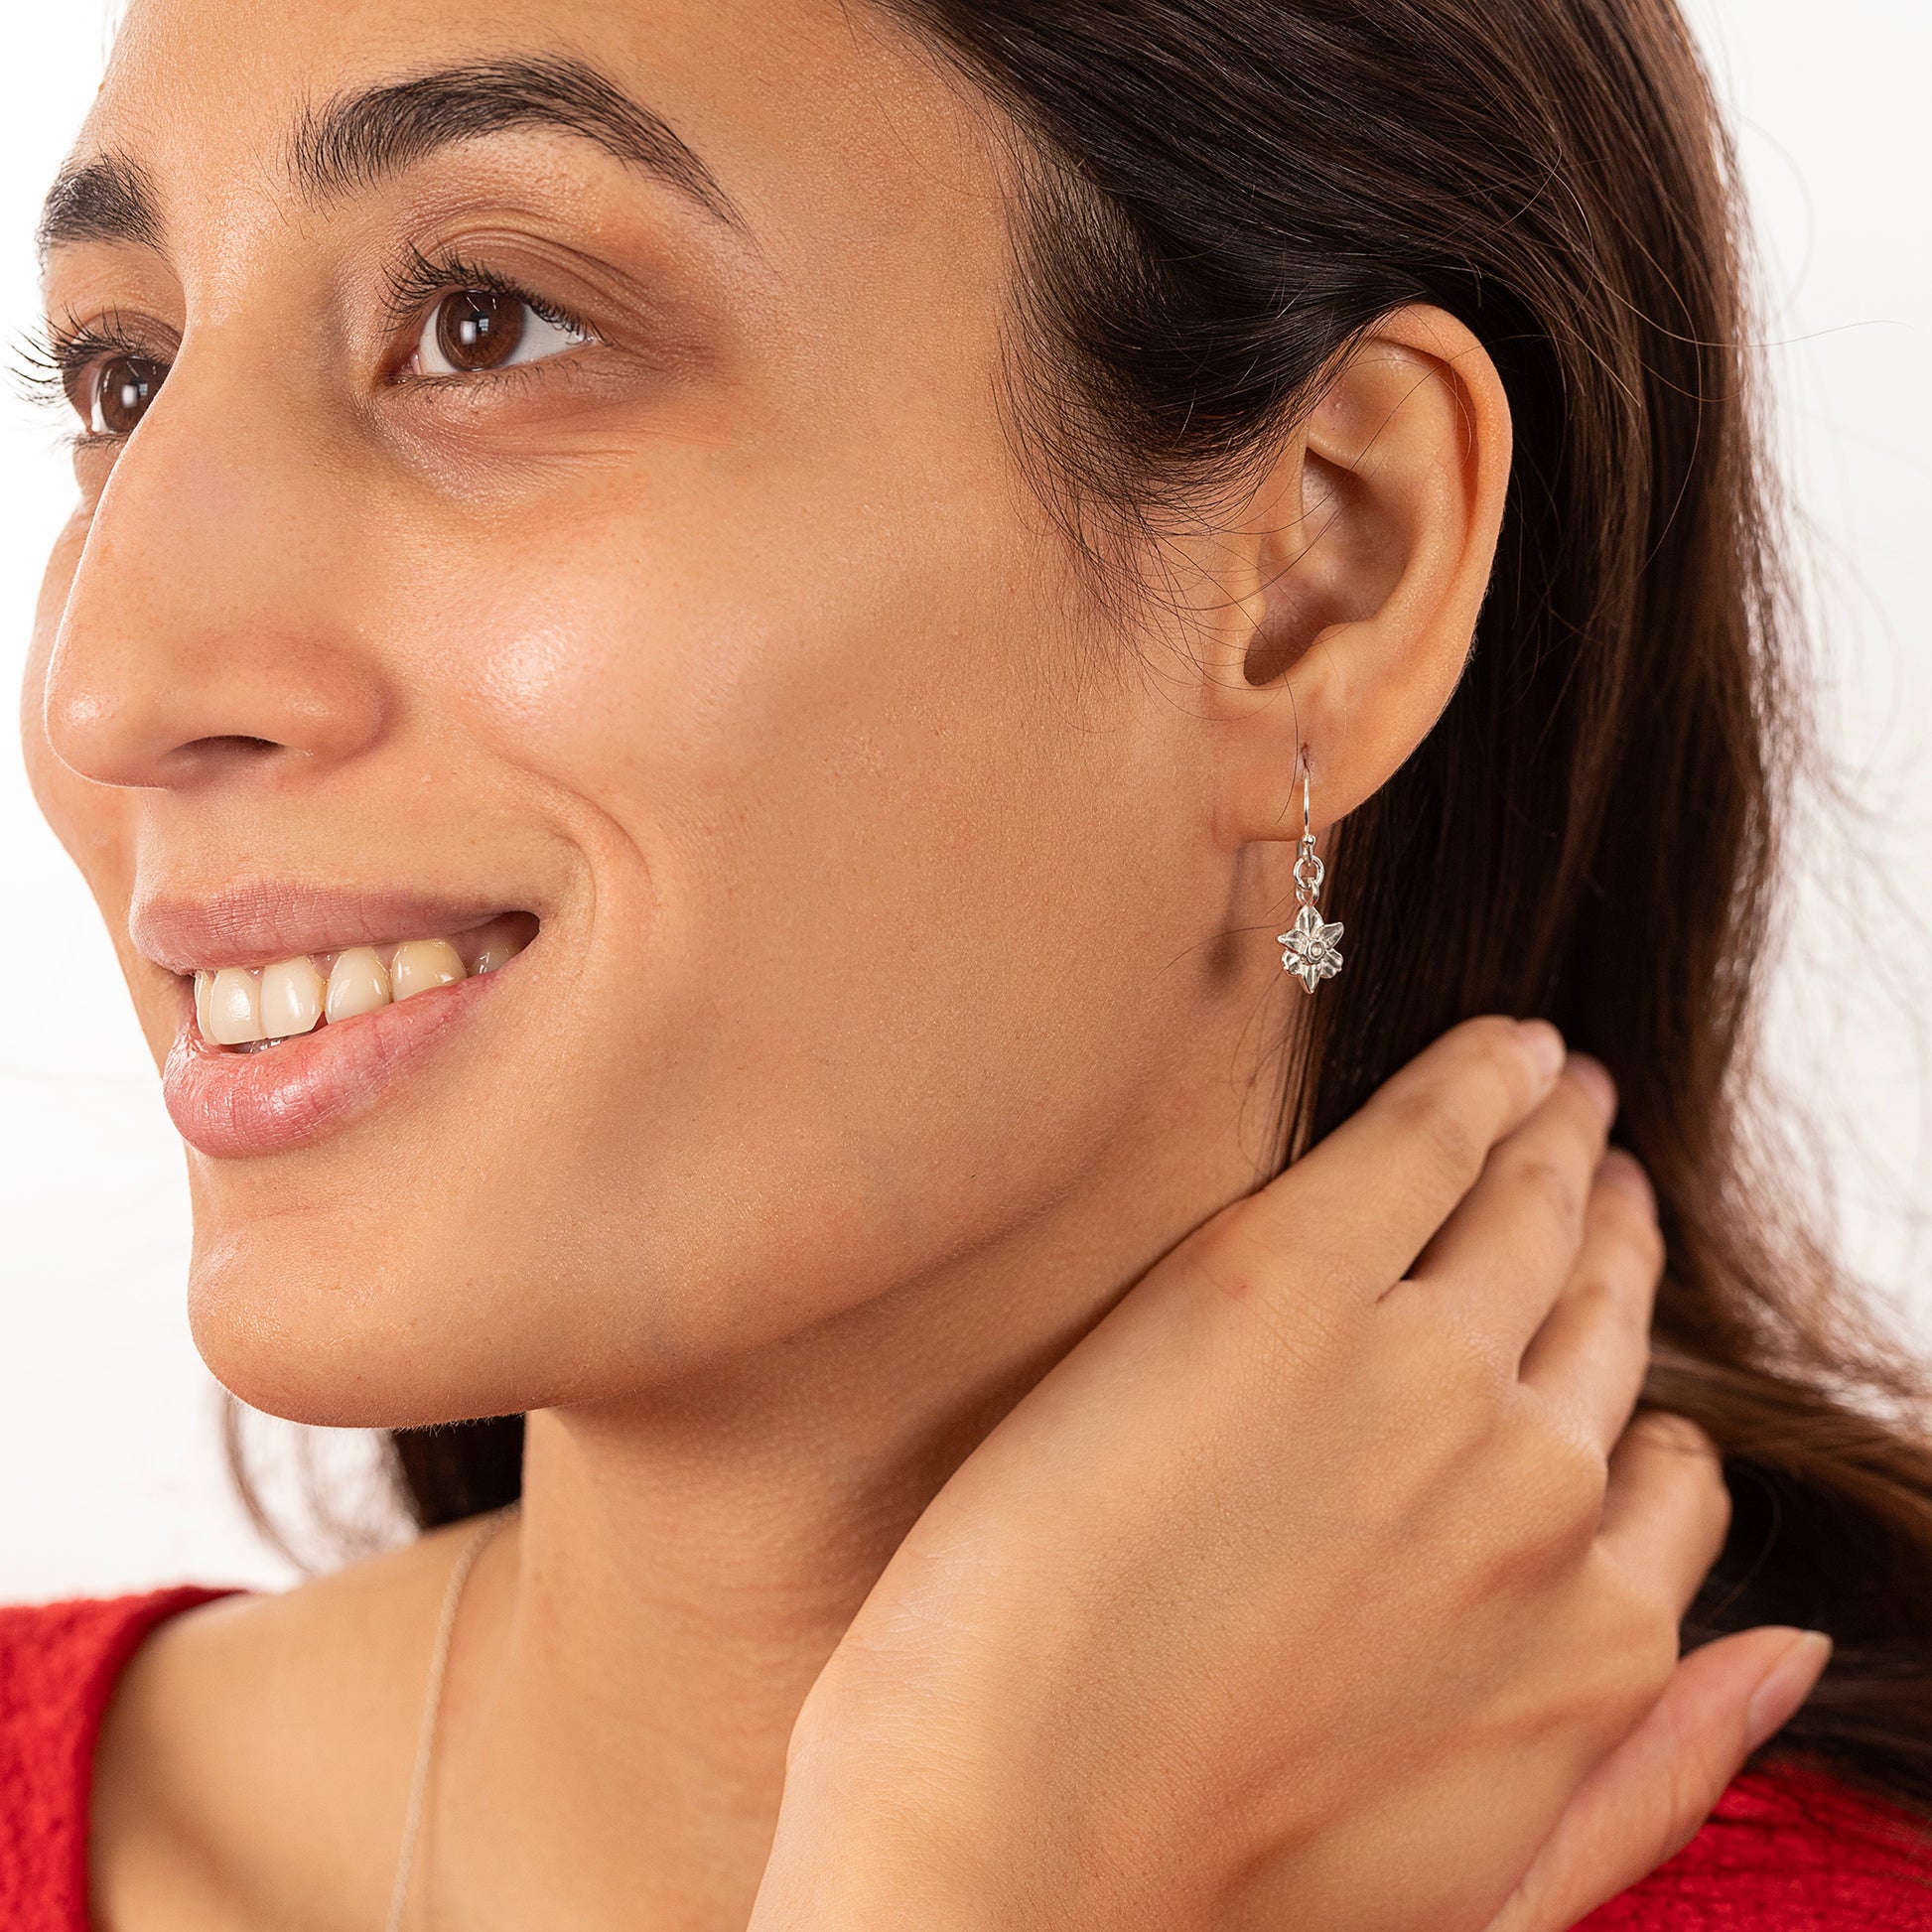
<box><xmin>1598</xmin><ymin>1412</ymin><xmax>1731</xmax><ymax>1617</ymax></box>
<box><xmin>1227</xmin><ymin>1016</ymin><xmax>1568</xmax><ymax>1301</ymax></box>
<box><xmin>1517</xmin><ymin>1151</ymin><xmax>1664</xmax><ymax>1447</ymax></box>
<box><xmin>1481</xmin><ymin>1626</ymin><xmax>1832</xmax><ymax>1932</ymax></box>
<box><xmin>1403</xmin><ymin>1056</ymin><xmax>1617</xmax><ymax>1346</ymax></box>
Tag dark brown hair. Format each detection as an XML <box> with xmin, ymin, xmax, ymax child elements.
<box><xmin>377</xmin><ymin>0</ymin><xmax>1932</xmax><ymax>1814</ymax></box>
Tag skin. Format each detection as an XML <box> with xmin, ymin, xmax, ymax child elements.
<box><xmin>22</xmin><ymin>0</ymin><xmax>1827</xmax><ymax>1926</ymax></box>
<box><xmin>759</xmin><ymin>1030</ymin><xmax>1816</xmax><ymax>1931</ymax></box>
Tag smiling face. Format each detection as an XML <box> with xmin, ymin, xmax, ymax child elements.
<box><xmin>23</xmin><ymin>0</ymin><xmax>1312</xmax><ymax>1429</ymax></box>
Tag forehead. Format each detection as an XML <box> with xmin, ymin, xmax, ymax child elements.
<box><xmin>63</xmin><ymin>0</ymin><xmax>1009</xmax><ymax>274</ymax></box>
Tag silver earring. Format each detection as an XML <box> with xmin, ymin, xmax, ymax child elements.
<box><xmin>1278</xmin><ymin>760</ymin><xmax>1344</xmax><ymax>994</ymax></box>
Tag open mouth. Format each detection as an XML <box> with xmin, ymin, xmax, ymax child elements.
<box><xmin>191</xmin><ymin>911</ymin><xmax>538</xmax><ymax>1052</ymax></box>
<box><xmin>150</xmin><ymin>888</ymin><xmax>549</xmax><ymax>1161</ymax></box>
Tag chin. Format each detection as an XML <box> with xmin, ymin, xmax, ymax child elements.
<box><xmin>184</xmin><ymin>1208</ymin><xmax>586</xmax><ymax>1431</ymax></box>
<box><xmin>178</xmin><ymin>1159</ymin><xmax>861</xmax><ymax>1432</ymax></box>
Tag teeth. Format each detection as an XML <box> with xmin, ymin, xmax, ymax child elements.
<box><xmin>391</xmin><ymin>938</ymin><xmax>466</xmax><ymax>1002</ymax></box>
<box><xmin>260</xmin><ymin>956</ymin><xmax>327</xmax><ymax>1038</ymax></box>
<box><xmin>326</xmin><ymin>947</ymin><xmax>393</xmax><ymax>1024</ymax></box>
<box><xmin>194</xmin><ymin>921</ymin><xmax>533</xmax><ymax>1049</ymax></box>
<box><xmin>206</xmin><ymin>967</ymin><xmax>266</xmax><ymax>1046</ymax></box>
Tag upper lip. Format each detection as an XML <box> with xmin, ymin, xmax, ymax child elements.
<box><xmin>132</xmin><ymin>883</ymin><xmax>527</xmax><ymax>976</ymax></box>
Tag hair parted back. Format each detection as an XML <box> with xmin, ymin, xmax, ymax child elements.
<box><xmin>366</xmin><ymin>0</ymin><xmax>1932</xmax><ymax>1814</ymax></box>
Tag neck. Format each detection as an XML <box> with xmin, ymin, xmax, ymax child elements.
<box><xmin>93</xmin><ymin>970</ymin><xmax>1298</xmax><ymax>1932</ymax></box>
<box><xmin>436</xmin><ymin>1187</ymin><xmax>1182</xmax><ymax>1931</ymax></box>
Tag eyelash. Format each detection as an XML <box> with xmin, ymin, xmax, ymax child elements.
<box><xmin>12</xmin><ymin>252</ymin><xmax>597</xmax><ymax>433</ymax></box>
<box><xmin>382</xmin><ymin>243</ymin><xmax>597</xmax><ymax>373</ymax></box>
<box><xmin>13</xmin><ymin>311</ymin><xmax>169</xmax><ymax>425</ymax></box>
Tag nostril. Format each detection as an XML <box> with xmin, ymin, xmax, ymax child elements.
<box><xmin>151</xmin><ymin>734</ymin><xmax>297</xmax><ymax>785</ymax></box>
<box><xmin>174</xmin><ymin>735</ymin><xmax>288</xmax><ymax>771</ymax></box>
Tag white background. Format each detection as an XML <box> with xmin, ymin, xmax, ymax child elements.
<box><xmin>1</xmin><ymin>2</ymin><xmax>1928</xmax><ymax>1601</ymax></box>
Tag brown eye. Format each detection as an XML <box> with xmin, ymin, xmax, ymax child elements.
<box><xmin>89</xmin><ymin>354</ymin><xmax>166</xmax><ymax>436</ymax></box>
<box><xmin>414</xmin><ymin>287</ymin><xmax>588</xmax><ymax>379</ymax></box>
<box><xmin>433</xmin><ymin>290</ymin><xmax>526</xmax><ymax>372</ymax></box>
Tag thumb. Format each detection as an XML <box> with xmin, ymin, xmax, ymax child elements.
<box><xmin>1484</xmin><ymin>1625</ymin><xmax>1832</xmax><ymax>1932</ymax></box>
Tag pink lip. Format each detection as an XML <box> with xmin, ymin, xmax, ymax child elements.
<box><xmin>162</xmin><ymin>964</ymin><xmax>510</xmax><ymax>1161</ymax></box>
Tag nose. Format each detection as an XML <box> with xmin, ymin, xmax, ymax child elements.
<box><xmin>41</xmin><ymin>352</ymin><xmax>386</xmax><ymax>792</ymax></box>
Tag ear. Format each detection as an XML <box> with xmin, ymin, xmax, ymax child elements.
<box><xmin>1197</xmin><ymin>306</ymin><xmax>1512</xmax><ymax>848</ymax></box>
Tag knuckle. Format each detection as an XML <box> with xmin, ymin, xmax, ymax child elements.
<box><xmin>1508</xmin><ymin>1406</ymin><xmax>1611</xmax><ymax>1553</ymax></box>
<box><xmin>1390</xmin><ymin>1082</ymin><xmax>1489</xmax><ymax>1192</ymax></box>
<box><xmin>1373</xmin><ymin>1307</ymin><xmax>1511</xmax><ymax>1484</ymax></box>
<box><xmin>1609</xmin><ymin>1411</ymin><xmax>1733</xmax><ymax>1565</ymax></box>
<box><xmin>1380</xmin><ymin>1019</ymin><xmax>1532</xmax><ymax>1183</ymax></box>
<box><xmin>1593</xmin><ymin>1144</ymin><xmax>1659</xmax><ymax>1207</ymax></box>
<box><xmin>1604</xmin><ymin>1565</ymin><xmax>1685</xmax><ymax>1697</ymax></box>
<box><xmin>1230</xmin><ymin>1185</ymin><xmax>1327</xmax><ymax>1284</ymax></box>
<box><xmin>1556</xmin><ymin>1563</ymin><xmax>1681</xmax><ymax>1736</ymax></box>
<box><xmin>1644</xmin><ymin>1216</ymin><xmax>1668</xmax><ymax>1275</ymax></box>
<box><xmin>1186</xmin><ymin>1220</ymin><xmax>1352</xmax><ymax>1364</ymax></box>
<box><xmin>1183</xmin><ymin>1219</ymin><xmax>1285</xmax><ymax>1311</ymax></box>
<box><xmin>1626</xmin><ymin>1211</ymin><xmax>1668</xmax><ymax>1279</ymax></box>
<box><xmin>1701</xmin><ymin>1468</ymin><xmax>1736</xmax><ymax>1552</ymax></box>
<box><xmin>1591</xmin><ymin>1178</ymin><xmax>1667</xmax><ymax>1266</ymax></box>
<box><xmin>1564</xmin><ymin>1266</ymin><xmax>1651</xmax><ymax>1348</ymax></box>
<box><xmin>1462</xmin><ymin>1013</ymin><xmax>1538</xmax><ymax>1108</ymax></box>
<box><xmin>1626</xmin><ymin>1409</ymin><xmax>1720</xmax><ymax>1466</ymax></box>
<box><xmin>1559</xmin><ymin>1238</ymin><xmax>1663</xmax><ymax>1353</ymax></box>
<box><xmin>1459</xmin><ymin>1012</ymin><xmax>1532</xmax><ymax>1065</ymax></box>
<box><xmin>1498</xmin><ymin>1145</ymin><xmax>1588</xmax><ymax>1228</ymax></box>
<box><xmin>1415</xmin><ymin>1306</ymin><xmax>1512</xmax><ymax>1411</ymax></box>
<box><xmin>1543</xmin><ymin>1420</ymin><xmax>1614</xmax><ymax>1522</ymax></box>
<box><xmin>1659</xmin><ymin>1422</ymin><xmax>1733</xmax><ymax>1545</ymax></box>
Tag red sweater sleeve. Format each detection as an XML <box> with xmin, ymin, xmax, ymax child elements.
<box><xmin>0</xmin><ymin>1590</ymin><xmax>232</xmax><ymax>1932</ymax></box>
<box><xmin>1577</xmin><ymin>1763</ymin><xmax>1932</xmax><ymax>1929</ymax></box>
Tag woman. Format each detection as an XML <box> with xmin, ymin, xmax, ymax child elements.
<box><xmin>5</xmin><ymin>0</ymin><xmax>1930</xmax><ymax>1925</ymax></box>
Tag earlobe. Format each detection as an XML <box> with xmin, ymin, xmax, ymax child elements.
<box><xmin>1204</xmin><ymin>306</ymin><xmax>1512</xmax><ymax>850</ymax></box>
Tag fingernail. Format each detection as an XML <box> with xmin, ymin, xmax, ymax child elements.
<box><xmin>1566</xmin><ymin>1054</ymin><xmax>1617</xmax><ymax>1123</ymax></box>
<box><xmin>1745</xmin><ymin>1630</ymin><xmax>1832</xmax><ymax>1752</ymax></box>
<box><xmin>1519</xmin><ymin>1020</ymin><xmax>1566</xmax><ymax>1084</ymax></box>
<box><xmin>1595</xmin><ymin>1148</ymin><xmax>1655</xmax><ymax>1211</ymax></box>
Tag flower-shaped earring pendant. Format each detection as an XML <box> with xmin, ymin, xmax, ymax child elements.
<box><xmin>1280</xmin><ymin>901</ymin><xmax>1344</xmax><ymax>992</ymax></box>
<box><xmin>1278</xmin><ymin>759</ymin><xmax>1343</xmax><ymax>994</ymax></box>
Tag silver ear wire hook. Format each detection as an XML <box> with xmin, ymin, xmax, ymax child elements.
<box><xmin>1277</xmin><ymin>745</ymin><xmax>1344</xmax><ymax>994</ymax></box>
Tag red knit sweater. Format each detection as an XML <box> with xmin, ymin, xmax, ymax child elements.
<box><xmin>4</xmin><ymin>1593</ymin><xmax>1929</xmax><ymax>1930</ymax></box>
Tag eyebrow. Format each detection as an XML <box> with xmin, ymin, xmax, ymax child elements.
<box><xmin>294</xmin><ymin>56</ymin><xmax>740</xmax><ymax>225</ymax></box>
<box><xmin>37</xmin><ymin>154</ymin><xmax>163</xmax><ymax>259</ymax></box>
<box><xmin>38</xmin><ymin>54</ymin><xmax>740</xmax><ymax>260</ymax></box>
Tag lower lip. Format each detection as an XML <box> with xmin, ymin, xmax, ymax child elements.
<box><xmin>162</xmin><ymin>967</ymin><xmax>508</xmax><ymax>1160</ymax></box>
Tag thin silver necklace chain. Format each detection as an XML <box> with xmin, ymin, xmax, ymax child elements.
<box><xmin>383</xmin><ymin>1505</ymin><xmax>520</xmax><ymax>1932</ymax></box>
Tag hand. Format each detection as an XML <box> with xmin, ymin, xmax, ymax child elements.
<box><xmin>750</xmin><ymin>1019</ymin><xmax>1828</xmax><ymax>1930</ymax></box>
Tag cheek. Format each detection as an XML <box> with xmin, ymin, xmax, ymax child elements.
<box><xmin>375</xmin><ymin>494</ymin><xmax>1187</xmax><ymax>1328</ymax></box>
<box><xmin>412</xmin><ymin>477</ymin><xmax>1094</xmax><ymax>931</ymax></box>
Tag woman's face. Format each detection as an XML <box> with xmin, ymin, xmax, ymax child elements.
<box><xmin>25</xmin><ymin>0</ymin><xmax>1300</xmax><ymax>1425</ymax></box>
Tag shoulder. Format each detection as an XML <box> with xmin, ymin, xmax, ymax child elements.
<box><xmin>0</xmin><ymin>1589</ymin><xmax>232</xmax><ymax>1931</ymax></box>
<box><xmin>1581</xmin><ymin>1765</ymin><xmax>1932</xmax><ymax>1931</ymax></box>
<box><xmin>1</xmin><ymin>1537</ymin><xmax>460</xmax><ymax>1932</ymax></box>
<box><xmin>89</xmin><ymin>1526</ymin><xmax>479</xmax><ymax>1928</ymax></box>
